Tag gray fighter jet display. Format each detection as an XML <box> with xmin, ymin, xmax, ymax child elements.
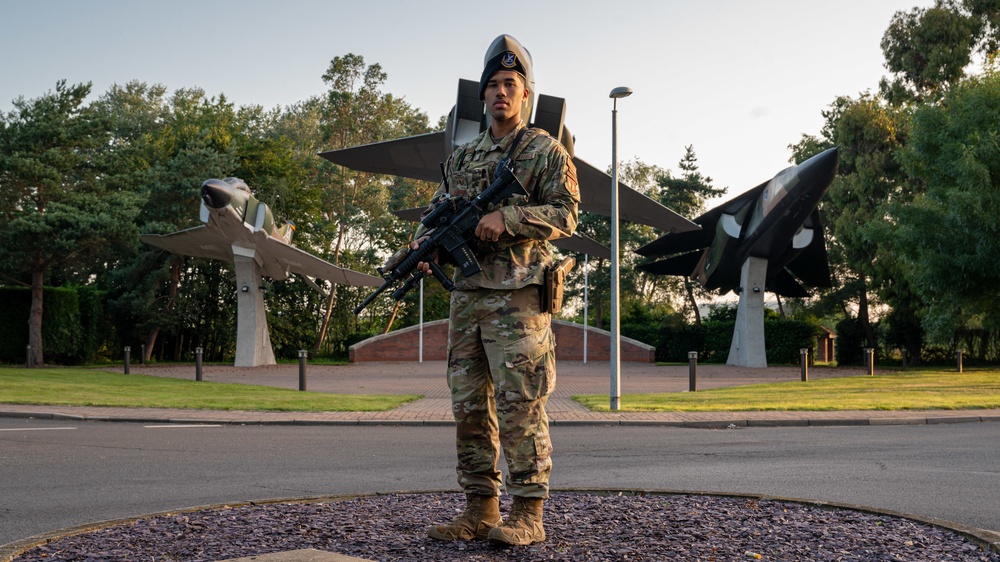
<box><xmin>318</xmin><ymin>34</ymin><xmax>700</xmax><ymax>255</ymax></box>
<box><xmin>636</xmin><ymin>147</ymin><xmax>840</xmax><ymax>367</ymax></box>
<box><xmin>141</xmin><ymin>177</ymin><xmax>381</xmax><ymax>366</ymax></box>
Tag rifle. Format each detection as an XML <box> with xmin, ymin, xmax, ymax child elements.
<box><xmin>354</xmin><ymin>158</ymin><xmax>528</xmax><ymax>315</ymax></box>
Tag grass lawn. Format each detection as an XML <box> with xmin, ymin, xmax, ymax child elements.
<box><xmin>0</xmin><ymin>367</ymin><xmax>419</xmax><ymax>412</ymax></box>
<box><xmin>573</xmin><ymin>369</ymin><xmax>1000</xmax><ymax>412</ymax></box>
<box><xmin>5</xmin><ymin>367</ymin><xmax>999</xmax><ymax>414</ymax></box>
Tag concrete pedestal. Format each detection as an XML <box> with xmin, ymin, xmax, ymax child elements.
<box><xmin>727</xmin><ymin>256</ymin><xmax>768</xmax><ymax>368</ymax></box>
<box><xmin>233</xmin><ymin>249</ymin><xmax>276</xmax><ymax>367</ymax></box>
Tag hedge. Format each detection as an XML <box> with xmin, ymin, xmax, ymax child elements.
<box><xmin>625</xmin><ymin>319</ymin><xmax>823</xmax><ymax>365</ymax></box>
<box><xmin>1</xmin><ymin>286</ymin><xmax>113</xmax><ymax>364</ymax></box>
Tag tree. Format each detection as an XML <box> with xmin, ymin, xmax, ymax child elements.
<box><xmin>564</xmin><ymin>150</ymin><xmax>723</xmax><ymax>329</ymax></box>
<box><xmin>658</xmin><ymin>145</ymin><xmax>727</xmax><ymax>218</ymax></box>
<box><xmin>0</xmin><ymin>81</ymin><xmax>143</xmax><ymax>366</ymax></box>
<box><xmin>790</xmin><ymin>95</ymin><xmax>912</xmax><ymax>360</ymax></box>
<box><xmin>312</xmin><ymin>54</ymin><xmax>434</xmax><ymax>350</ymax></box>
<box><xmin>565</xmin><ymin>158</ymin><xmax>667</xmax><ymax>330</ymax></box>
<box><xmin>98</xmin><ymin>84</ymin><xmax>243</xmax><ymax>362</ymax></box>
<box><xmin>880</xmin><ymin>0</ymin><xmax>1000</xmax><ymax>103</ymax></box>
<box><xmin>654</xmin><ymin>146</ymin><xmax>727</xmax><ymax>325</ymax></box>
<box><xmin>893</xmin><ymin>70</ymin><xmax>1000</xmax><ymax>350</ymax></box>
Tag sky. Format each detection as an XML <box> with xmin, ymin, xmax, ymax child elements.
<box><xmin>2</xmin><ymin>0</ymin><xmax>934</xmax><ymax>201</ymax></box>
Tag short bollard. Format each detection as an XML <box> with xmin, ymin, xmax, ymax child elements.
<box><xmin>25</xmin><ymin>345</ymin><xmax>31</xmax><ymax>369</ymax></box>
<box><xmin>800</xmin><ymin>348</ymin><xmax>809</xmax><ymax>382</ymax></box>
<box><xmin>298</xmin><ymin>350</ymin><xmax>308</xmax><ymax>391</ymax></box>
<box><xmin>124</xmin><ymin>346</ymin><xmax>131</xmax><ymax>375</ymax></box>
<box><xmin>195</xmin><ymin>347</ymin><xmax>203</xmax><ymax>382</ymax></box>
<box><xmin>688</xmin><ymin>351</ymin><xmax>698</xmax><ymax>392</ymax></box>
<box><xmin>957</xmin><ymin>350</ymin><xmax>963</xmax><ymax>373</ymax></box>
<box><xmin>864</xmin><ymin>347</ymin><xmax>874</xmax><ymax>376</ymax></box>
<box><xmin>901</xmin><ymin>348</ymin><xmax>908</xmax><ymax>371</ymax></box>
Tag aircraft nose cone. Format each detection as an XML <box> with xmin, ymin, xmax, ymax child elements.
<box><xmin>201</xmin><ymin>179</ymin><xmax>233</xmax><ymax>209</ymax></box>
<box><xmin>486</xmin><ymin>34</ymin><xmax>523</xmax><ymax>59</ymax></box>
<box><xmin>798</xmin><ymin>146</ymin><xmax>840</xmax><ymax>187</ymax></box>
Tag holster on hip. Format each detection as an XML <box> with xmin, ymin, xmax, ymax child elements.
<box><xmin>540</xmin><ymin>256</ymin><xmax>575</xmax><ymax>314</ymax></box>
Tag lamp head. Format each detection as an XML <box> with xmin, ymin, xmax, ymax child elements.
<box><xmin>609</xmin><ymin>86</ymin><xmax>633</xmax><ymax>99</ymax></box>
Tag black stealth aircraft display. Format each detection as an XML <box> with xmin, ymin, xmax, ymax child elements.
<box><xmin>637</xmin><ymin>147</ymin><xmax>840</xmax><ymax>298</ymax></box>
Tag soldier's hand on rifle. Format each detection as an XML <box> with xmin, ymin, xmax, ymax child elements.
<box><xmin>475</xmin><ymin>210</ymin><xmax>506</xmax><ymax>242</ymax></box>
<box><xmin>412</xmin><ymin>236</ymin><xmax>440</xmax><ymax>275</ymax></box>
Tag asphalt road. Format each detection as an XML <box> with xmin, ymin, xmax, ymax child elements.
<box><xmin>1</xmin><ymin>417</ymin><xmax>997</xmax><ymax>548</ymax></box>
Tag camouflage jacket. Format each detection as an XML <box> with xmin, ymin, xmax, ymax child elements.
<box><xmin>417</xmin><ymin>123</ymin><xmax>579</xmax><ymax>290</ymax></box>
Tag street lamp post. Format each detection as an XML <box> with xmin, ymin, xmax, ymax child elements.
<box><xmin>419</xmin><ymin>277</ymin><xmax>424</xmax><ymax>363</ymax></box>
<box><xmin>609</xmin><ymin>86</ymin><xmax>633</xmax><ymax>411</ymax></box>
<box><xmin>583</xmin><ymin>254</ymin><xmax>589</xmax><ymax>364</ymax></box>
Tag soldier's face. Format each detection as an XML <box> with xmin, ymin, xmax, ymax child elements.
<box><xmin>485</xmin><ymin>70</ymin><xmax>528</xmax><ymax>123</ymax></box>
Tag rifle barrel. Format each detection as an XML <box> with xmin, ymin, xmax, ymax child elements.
<box><xmin>353</xmin><ymin>280</ymin><xmax>392</xmax><ymax>315</ymax></box>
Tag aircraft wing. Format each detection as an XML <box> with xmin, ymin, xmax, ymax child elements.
<box><xmin>392</xmin><ymin>207</ymin><xmax>424</xmax><ymax>222</ymax></box>
<box><xmin>551</xmin><ymin>232</ymin><xmax>610</xmax><ymax>259</ymax></box>
<box><xmin>253</xmin><ymin>232</ymin><xmax>382</xmax><ymax>287</ymax></box>
<box><xmin>318</xmin><ymin>132</ymin><xmax>446</xmax><ymax>183</ymax></box>
<box><xmin>142</xmin><ymin>227</ymin><xmax>381</xmax><ymax>287</ymax></box>
<box><xmin>635</xmin><ymin>180</ymin><xmax>768</xmax><ymax>258</ymax></box>
<box><xmin>319</xmin><ymin>136</ymin><xmax>700</xmax><ymax>236</ymax></box>
<box><xmin>766</xmin><ymin>269</ymin><xmax>810</xmax><ymax>298</ymax></box>
<box><xmin>635</xmin><ymin>227</ymin><xmax>714</xmax><ymax>258</ymax></box>
<box><xmin>639</xmin><ymin>250</ymin><xmax>704</xmax><ymax>276</ymax></box>
<box><xmin>712</xmin><ymin>180</ymin><xmax>768</xmax><ymax>217</ymax></box>
<box><xmin>140</xmin><ymin>226</ymin><xmax>233</xmax><ymax>262</ymax></box>
<box><xmin>572</xmin><ymin>157</ymin><xmax>699</xmax><ymax>233</ymax></box>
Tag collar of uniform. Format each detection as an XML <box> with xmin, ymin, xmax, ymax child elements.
<box><xmin>475</xmin><ymin>121</ymin><xmax>527</xmax><ymax>153</ymax></box>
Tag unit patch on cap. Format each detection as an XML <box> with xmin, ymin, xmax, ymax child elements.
<box><xmin>501</xmin><ymin>52</ymin><xmax>517</xmax><ymax>68</ymax></box>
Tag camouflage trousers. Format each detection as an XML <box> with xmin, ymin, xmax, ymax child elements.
<box><xmin>447</xmin><ymin>285</ymin><xmax>555</xmax><ymax>499</ymax></box>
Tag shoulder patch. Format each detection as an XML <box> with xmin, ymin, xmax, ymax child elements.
<box><xmin>566</xmin><ymin>160</ymin><xmax>579</xmax><ymax>194</ymax></box>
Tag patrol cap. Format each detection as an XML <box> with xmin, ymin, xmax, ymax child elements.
<box><xmin>477</xmin><ymin>34</ymin><xmax>534</xmax><ymax>100</ymax></box>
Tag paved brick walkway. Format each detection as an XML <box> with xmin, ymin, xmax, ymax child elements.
<box><xmin>3</xmin><ymin>361</ymin><xmax>999</xmax><ymax>427</ymax></box>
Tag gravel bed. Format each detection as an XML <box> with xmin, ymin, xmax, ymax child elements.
<box><xmin>13</xmin><ymin>492</ymin><xmax>998</xmax><ymax>561</ymax></box>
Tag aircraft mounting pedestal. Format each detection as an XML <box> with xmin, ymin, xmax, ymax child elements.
<box><xmin>727</xmin><ymin>256</ymin><xmax>768</xmax><ymax>368</ymax></box>
<box><xmin>233</xmin><ymin>249</ymin><xmax>276</xmax><ymax>367</ymax></box>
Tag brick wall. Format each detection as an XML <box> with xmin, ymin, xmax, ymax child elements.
<box><xmin>349</xmin><ymin>319</ymin><xmax>654</xmax><ymax>363</ymax></box>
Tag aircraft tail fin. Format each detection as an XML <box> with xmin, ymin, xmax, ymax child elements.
<box><xmin>275</xmin><ymin>222</ymin><xmax>295</xmax><ymax>244</ymax></box>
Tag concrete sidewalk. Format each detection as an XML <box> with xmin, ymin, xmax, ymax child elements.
<box><xmin>3</xmin><ymin>361</ymin><xmax>999</xmax><ymax>428</ymax></box>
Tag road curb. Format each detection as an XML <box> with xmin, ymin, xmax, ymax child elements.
<box><xmin>4</xmin><ymin>409</ymin><xmax>1000</xmax><ymax>428</ymax></box>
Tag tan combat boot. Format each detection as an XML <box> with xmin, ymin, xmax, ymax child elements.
<box><xmin>487</xmin><ymin>496</ymin><xmax>545</xmax><ymax>546</ymax></box>
<box><xmin>427</xmin><ymin>494</ymin><xmax>502</xmax><ymax>541</ymax></box>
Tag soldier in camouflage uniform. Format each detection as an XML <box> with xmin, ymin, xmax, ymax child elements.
<box><xmin>417</xmin><ymin>37</ymin><xmax>579</xmax><ymax>546</ymax></box>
